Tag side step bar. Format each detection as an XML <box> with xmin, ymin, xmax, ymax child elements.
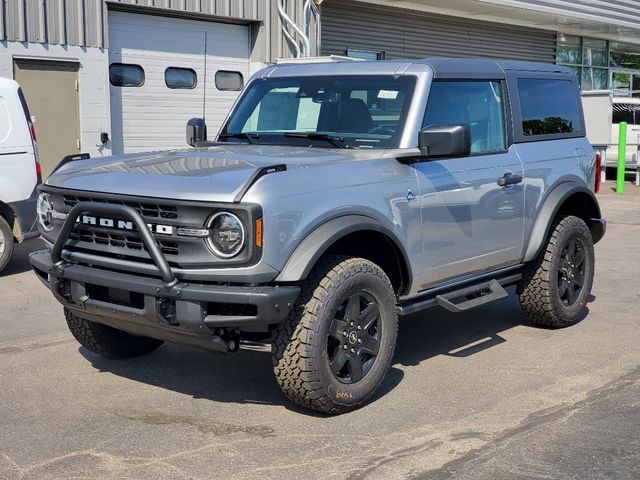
<box><xmin>397</xmin><ymin>273</ymin><xmax>522</xmax><ymax>316</ymax></box>
<box><xmin>436</xmin><ymin>279</ymin><xmax>507</xmax><ymax>313</ymax></box>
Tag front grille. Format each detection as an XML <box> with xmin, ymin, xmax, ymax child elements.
<box><xmin>69</xmin><ymin>227</ymin><xmax>179</xmax><ymax>256</ymax></box>
<box><xmin>63</xmin><ymin>195</ymin><xmax>178</xmax><ymax>220</ymax></box>
<box><xmin>47</xmin><ymin>188</ymin><xmax>260</xmax><ymax>270</ymax></box>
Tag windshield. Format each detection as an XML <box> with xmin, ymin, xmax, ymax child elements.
<box><xmin>220</xmin><ymin>75</ymin><xmax>416</xmax><ymax>149</ymax></box>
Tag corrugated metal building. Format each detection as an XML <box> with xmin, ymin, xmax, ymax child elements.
<box><xmin>3</xmin><ymin>0</ymin><xmax>640</xmax><ymax>174</ymax></box>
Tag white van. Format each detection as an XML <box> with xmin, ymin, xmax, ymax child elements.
<box><xmin>0</xmin><ymin>77</ymin><xmax>41</xmax><ymax>272</ymax></box>
<box><xmin>607</xmin><ymin>98</ymin><xmax>640</xmax><ymax>165</ymax></box>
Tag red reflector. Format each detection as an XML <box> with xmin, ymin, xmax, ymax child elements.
<box><xmin>594</xmin><ymin>151</ymin><xmax>602</xmax><ymax>194</ymax></box>
<box><xmin>28</xmin><ymin>122</ymin><xmax>42</xmax><ymax>179</ymax></box>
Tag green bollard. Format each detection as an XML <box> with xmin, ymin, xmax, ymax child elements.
<box><xmin>617</xmin><ymin>121</ymin><xmax>627</xmax><ymax>194</ymax></box>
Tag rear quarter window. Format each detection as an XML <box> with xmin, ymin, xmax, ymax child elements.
<box><xmin>517</xmin><ymin>78</ymin><xmax>581</xmax><ymax>138</ymax></box>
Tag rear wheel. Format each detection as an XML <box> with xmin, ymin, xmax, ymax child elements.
<box><xmin>518</xmin><ymin>215</ymin><xmax>595</xmax><ymax>328</ymax></box>
<box><xmin>65</xmin><ymin>308</ymin><xmax>164</xmax><ymax>358</ymax></box>
<box><xmin>0</xmin><ymin>216</ymin><xmax>15</xmax><ymax>274</ymax></box>
<box><xmin>272</xmin><ymin>256</ymin><xmax>398</xmax><ymax>414</ymax></box>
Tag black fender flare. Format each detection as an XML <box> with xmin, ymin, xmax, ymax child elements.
<box><xmin>523</xmin><ymin>183</ymin><xmax>602</xmax><ymax>262</ymax></box>
<box><xmin>274</xmin><ymin>214</ymin><xmax>413</xmax><ymax>291</ymax></box>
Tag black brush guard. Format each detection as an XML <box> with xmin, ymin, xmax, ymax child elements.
<box><xmin>30</xmin><ymin>202</ymin><xmax>300</xmax><ymax>351</ymax></box>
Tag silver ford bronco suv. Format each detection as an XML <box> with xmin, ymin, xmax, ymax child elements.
<box><xmin>31</xmin><ymin>58</ymin><xmax>606</xmax><ymax>414</ymax></box>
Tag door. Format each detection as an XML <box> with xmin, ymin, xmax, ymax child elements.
<box><xmin>108</xmin><ymin>11</ymin><xmax>250</xmax><ymax>154</ymax></box>
<box><xmin>14</xmin><ymin>60</ymin><xmax>80</xmax><ymax>178</ymax></box>
<box><xmin>413</xmin><ymin>80</ymin><xmax>524</xmax><ymax>289</ymax></box>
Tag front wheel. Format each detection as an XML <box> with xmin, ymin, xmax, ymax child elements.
<box><xmin>518</xmin><ymin>215</ymin><xmax>595</xmax><ymax>328</ymax></box>
<box><xmin>272</xmin><ymin>256</ymin><xmax>398</xmax><ymax>414</ymax></box>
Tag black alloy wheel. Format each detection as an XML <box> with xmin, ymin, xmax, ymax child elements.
<box><xmin>557</xmin><ymin>237</ymin><xmax>587</xmax><ymax>306</ymax></box>
<box><xmin>327</xmin><ymin>292</ymin><xmax>381</xmax><ymax>384</ymax></box>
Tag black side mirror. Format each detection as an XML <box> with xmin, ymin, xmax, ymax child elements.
<box><xmin>418</xmin><ymin>124</ymin><xmax>471</xmax><ymax>158</ymax></box>
<box><xmin>186</xmin><ymin>118</ymin><xmax>207</xmax><ymax>147</ymax></box>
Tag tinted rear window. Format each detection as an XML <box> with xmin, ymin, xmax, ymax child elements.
<box><xmin>518</xmin><ymin>79</ymin><xmax>581</xmax><ymax>137</ymax></box>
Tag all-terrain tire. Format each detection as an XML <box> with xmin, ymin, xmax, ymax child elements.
<box><xmin>272</xmin><ymin>255</ymin><xmax>398</xmax><ymax>414</ymax></box>
<box><xmin>0</xmin><ymin>215</ymin><xmax>15</xmax><ymax>274</ymax></box>
<box><xmin>65</xmin><ymin>308</ymin><xmax>164</xmax><ymax>358</ymax></box>
<box><xmin>517</xmin><ymin>215</ymin><xmax>595</xmax><ymax>328</ymax></box>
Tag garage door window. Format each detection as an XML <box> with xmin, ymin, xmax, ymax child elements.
<box><xmin>216</xmin><ymin>71</ymin><xmax>244</xmax><ymax>91</ymax></box>
<box><xmin>165</xmin><ymin>67</ymin><xmax>197</xmax><ymax>89</ymax></box>
<box><xmin>109</xmin><ymin>63</ymin><xmax>144</xmax><ymax>87</ymax></box>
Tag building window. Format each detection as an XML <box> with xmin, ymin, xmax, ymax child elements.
<box><xmin>215</xmin><ymin>71</ymin><xmax>244</xmax><ymax>91</ymax></box>
<box><xmin>165</xmin><ymin>67</ymin><xmax>197</xmax><ymax>89</ymax></box>
<box><xmin>109</xmin><ymin>63</ymin><xmax>144</xmax><ymax>87</ymax></box>
<box><xmin>557</xmin><ymin>34</ymin><xmax>640</xmax><ymax>95</ymax></box>
<box><xmin>557</xmin><ymin>34</ymin><xmax>582</xmax><ymax>65</ymax></box>
<box><xmin>517</xmin><ymin>79</ymin><xmax>581</xmax><ymax>137</ymax></box>
<box><xmin>609</xmin><ymin>41</ymin><xmax>640</xmax><ymax>70</ymax></box>
<box><xmin>347</xmin><ymin>49</ymin><xmax>385</xmax><ymax>61</ymax></box>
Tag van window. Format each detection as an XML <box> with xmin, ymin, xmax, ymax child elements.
<box><xmin>109</xmin><ymin>63</ymin><xmax>144</xmax><ymax>87</ymax></box>
<box><xmin>423</xmin><ymin>81</ymin><xmax>506</xmax><ymax>154</ymax></box>
<box><xmin>612</xmin><ymin>103</ymin><xmax>639</xmax><ymax>124</ymax></box>
<box><xmin>518</xmin><ymin>79</ymin><xmax>580</xmax><ymax>136</ymax></box>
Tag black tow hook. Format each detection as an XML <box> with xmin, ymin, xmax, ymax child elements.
<box><xmin>56</xmin><ymin>279</ymin><xmax>72</xmax><ymax>302</ymax></box>
<box><xmin>214</xmin><ymin>328</ymin><xmax>240</xmax><ymax>352</ymax></box>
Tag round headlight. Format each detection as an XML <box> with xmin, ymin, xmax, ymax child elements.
<box><xmin>36</xmin><ymin>192</ymin><xmax>55</xmax><ymax>232</ymax></box>
<box><xmin>206</xmin><ymin>212</ymin><xmax>245</xmax><ymax>258</ymax></box>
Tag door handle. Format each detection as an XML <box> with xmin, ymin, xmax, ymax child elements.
<box><xmin>497</xmin><ymin>173</ymin><xmax>523</xmax><ymax>187</ymax></box>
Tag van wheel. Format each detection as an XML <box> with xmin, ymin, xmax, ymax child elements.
<box><xmin>272</xmin><ymin>256</ymin><xmax>398</xmax><ymax>414</ymax></box>
<box><xmin>518</xmin><ymin>215</ymin><xmax>595</xmax><ymax>328</ymax></box>
<box><xmin>0</xmin><ymin>216</ymin><xmax>15</xmax><ymax>273</ymax></box>
<box><xmin>65</xmin><ymin>308</ymin><xmax>164</xmax><ymax>358</ymax></box>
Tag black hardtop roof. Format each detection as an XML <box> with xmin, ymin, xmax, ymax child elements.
<box><xmin>420</xmin><ymin>57</ymin><xmax>572</xmax><ymax>79</ymax></box>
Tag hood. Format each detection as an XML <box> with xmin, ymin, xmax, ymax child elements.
<box><xmin>46</xmin><ymin>145</ymin><xmax>388</xmax><ymax>202</ymax></box>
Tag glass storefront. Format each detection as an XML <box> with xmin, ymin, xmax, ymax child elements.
<box><xmin>557</xmin><ymin>34</ymin><xmax>640</xmax><ymax>96</ymax></box>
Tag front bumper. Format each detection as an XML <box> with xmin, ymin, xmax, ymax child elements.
<box><xmin>30</xmin><ymin>249</ymin><xmax>299</xmax><ymax>352</ymax></box>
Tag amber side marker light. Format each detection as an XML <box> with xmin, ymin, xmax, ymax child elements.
<box><xmin>256</xmin><ymin>218</ymin><xmax>263</xmax><ymax>248</ymax></box>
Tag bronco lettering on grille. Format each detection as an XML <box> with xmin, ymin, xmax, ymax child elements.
<box><xmin>79</xmin><ymin>215</ymin><xmax>175</xmax><ymax>235</ymax></box>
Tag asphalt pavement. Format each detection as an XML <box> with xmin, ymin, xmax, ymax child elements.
<box><xmin>1</xmin><ymin>188</ymin><xmax>639</xmax><ymax>480</ymax></box>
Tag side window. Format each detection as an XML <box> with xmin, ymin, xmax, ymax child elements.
<box><xmin>165</xmin><ymin>67</ymin><xmax>197</xmax><ymax>89</ymax></box>
<box><xmin>215</xmin><ymin>71</ymin><xmax>244</xmax><ymax>91</ymax></box>
<box><xmin>517</xmin><ymin>78</ymin><xmax>580</xmax><ymax>136</ymax></box>
<box><xmin>424</xmin><ymin>81</ymin><xmax>506</xmax><ymax>154</ymax></box>
<box><xmin>109</xmin><ymin>63</ymin><xmax>144</xmax><ymax>87</ymax></box>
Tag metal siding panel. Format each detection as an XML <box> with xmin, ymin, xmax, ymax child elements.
<box><xmin>25</xmin><ymin>0</ymin><xmax>45</xmax><ymax>42</ymax></box>
<box><xmin>65</xmin><ymin>0</ymin><xmax>85</xmax><ymax>46</ymax></box>
<box><xmin>321</xmin><ymin>1</ymin><xmax>556</xmax><ymax>63</ymax></box>
<box><xmin>84</xmin><ymin>0</ymin><xmax>103</xmax><ymax>47</ymax></box>
<box><xmin>6</xmin><ymin>0</ymin><xmax>26</xmax><ymax>42</ymax></box>
<box><xmin>45</xmin><ymin>0</ymin><xmax>66</xmax><ymax>45</ymax></box>
<box><xmin>0</xmin><ymin>1</ymin><xmax>4</xmax><ymax>40</ymax></box>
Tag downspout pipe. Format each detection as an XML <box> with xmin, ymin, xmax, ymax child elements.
<box><xmin>278</xmin><ymin>0</ymin><xmax>310</xmax><ymax>57</ymax></box>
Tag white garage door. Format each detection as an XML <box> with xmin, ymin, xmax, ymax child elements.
<box><xmin>108</xmin><ymin>11</ymin><xmax>250</xmax><ymax>154</ymax></box>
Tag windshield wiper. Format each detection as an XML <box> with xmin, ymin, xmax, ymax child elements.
<box><xmin>218</xmin><ymin>132</ymin><xmax>260</xmax><ymax>144</ymax></box>
<box><xmin>284</xmin><ymin>132</ymin><xmax>348</xmax><ymax>149</ymax></box>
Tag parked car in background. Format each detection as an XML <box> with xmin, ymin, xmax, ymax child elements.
<box><xmin>0</xmin><ymin>77</ymin><xmax>41</xmax><ymax>272</ymax></box>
